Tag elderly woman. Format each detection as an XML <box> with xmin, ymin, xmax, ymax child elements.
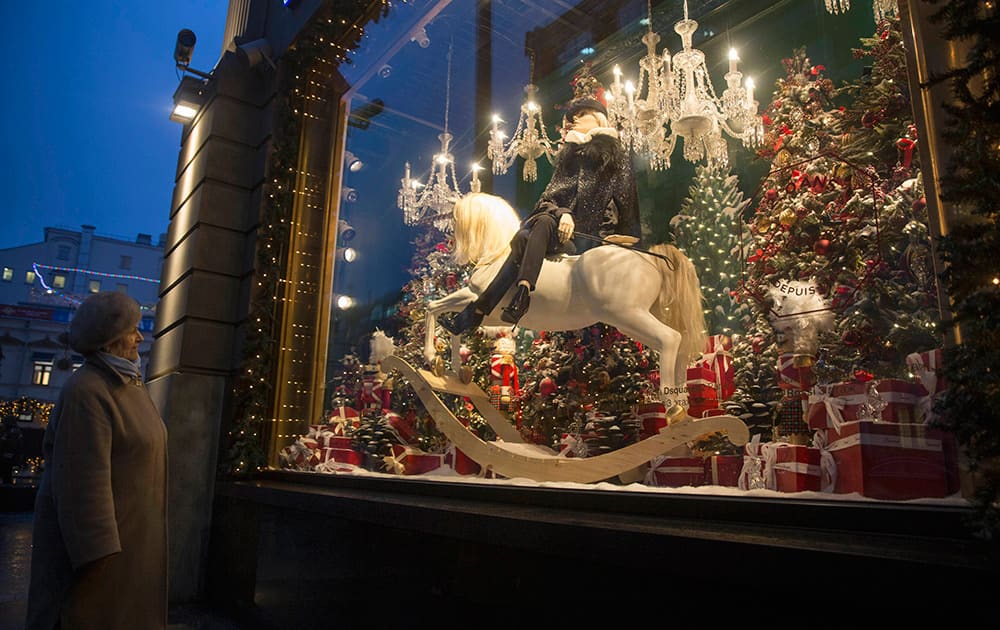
<box><xmin>26</xmin><ymin>292</ymin><xmax>167</xmax><ymax>630</ymax></box>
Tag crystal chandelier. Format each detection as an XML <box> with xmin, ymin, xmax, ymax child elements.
<box><xmin>605</xmin><ymin>0</ymin><xmax>762</xmax><ymax>169</ymax></box>
<box><xmin>487</xmin><ymin>52</ymin><xmax>559</xmax><ymax>182</ymax></box>
<box><xmin>397</xmin><ymin>45</ymin><xmax>464</xmax><ymax>232</ymax></box>
<box><xmin>824</xmin><ymin>0</ymin><xmax>899</xmax><ymax>23</ymax></box>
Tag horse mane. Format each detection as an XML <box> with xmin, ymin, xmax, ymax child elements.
<box><xmin>452</xmin><ymin>193</ymin><xmax>522</xmax><ymax>266</ymax></box>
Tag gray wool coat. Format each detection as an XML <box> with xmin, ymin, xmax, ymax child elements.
<box><xmin>26</xmin><ymin>356</ymin><xmax>168</xmax><ymax>630</ymax></box>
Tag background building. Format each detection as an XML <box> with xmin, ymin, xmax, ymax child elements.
<box><xmin>0</xmin><ymin>225</ymin><xmax>163</xmax><ymax>408</ymax></box>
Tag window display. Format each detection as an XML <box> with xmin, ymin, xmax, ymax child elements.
<box><xmin>278</xmin><ymin>0</ymin><xmax>961</xmax><ymax>506</ymax></box>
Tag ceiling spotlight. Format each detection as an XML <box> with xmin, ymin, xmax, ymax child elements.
<box><xmin>337</xmin><ymin>219</ymin><xmax>355</xmax><ymax>242</ymax></box>
<box><xmin>174</xmin><ymin>29</ymin><xmax>196</xmax><ymax>66</ymax></box>
<box><xmin>411</xmin><ymin>26</ymin><xmax>430</xmax><ymax>48</ymax></box>
<box><xmin>341</xmin><ymin>187</ymin><xmax>358</xmax><ymax>203</ymax></box>
<box><xmin>344</xmin><ymin>151</ymin><xmax>363</xmax><ymax>172</ymax></box>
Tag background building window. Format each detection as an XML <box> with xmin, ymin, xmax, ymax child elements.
<box><xmin>53</xmin><ymin>274</ymin><xmax>66</xmax><ymax>288</ymax></box>
<box><xmin>88</xmin><ymin>279</ymin><xmax>101</xmax><ymax>293</ymax></box>
<box><xmin>25</xmin><ymin>270</ymin><xmax>36</xmax><ymax>285</ymax></box>
<box><xmin>2</xmin><ymin>267</ymin><xmax>12</xmax><ymax>281</ymax></box>
<box><xmin>57</xmin><ymin>245</ymin><xmax>71</xmax><ymax>261</ymax></box>
<box><xmin>120</xmin><ymin>255</ymin><xmax>132</xmax><ymax>269</ymax></box>
<box><xmin>32</xmin><ymin>361</ymin><xmax>53</xmax><ymax>386</ymax></box>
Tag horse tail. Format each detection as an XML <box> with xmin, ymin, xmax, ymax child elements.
<box><xmin>648</xmin><ymin>243</ymin><xmax>707</xmax><ymax>365</ymax></box>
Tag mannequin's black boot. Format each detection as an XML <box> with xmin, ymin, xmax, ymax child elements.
<box><xmin>439</xmin><ymin>304</ymin><xmax>483</xmax><ymax>335</ymax></box>
<box><xmin>501</xmin><ymin>285</ymin><xmax>531</xmax><ymax>324</ymax></box>
<box><xmin>439</xmin><ymin>259</ymin><xmax>519</xmax><ymax>335</ymax></box>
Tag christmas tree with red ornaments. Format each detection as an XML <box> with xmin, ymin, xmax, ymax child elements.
<box><xmin>739</xmin><ymin>17</ymin><xmax>938</xmax><ymax>427</ymax></box>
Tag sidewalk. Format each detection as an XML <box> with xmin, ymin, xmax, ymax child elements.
<box><xmin>0</xmin><ymin>509</ymin><xmax>245</xmax><ymax>630</ymax></box>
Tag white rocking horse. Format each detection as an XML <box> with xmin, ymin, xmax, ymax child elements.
<box><xmin>423</xmin><ymin>192</ymin><xmax>707</xmax><ymax>419</ymax></box>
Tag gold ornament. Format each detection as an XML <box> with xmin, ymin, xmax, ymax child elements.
<box><xmin>792</xmin><ymin>354</ymin><xmax>815</xmax><ymax>368</ymax></box>
<box><xmin>756</xmin><ymin>215</ymin><xmax>774</xmax><ymax>233</ymax></box>
<box><xmin>775</xmin><ymin>150</ymin><xmax>791</xmax><ymax>167</ymax></box>
<box><xmin>779</xmin><ymin>208</ymin><xmax>798</xmax><ymax>227</ymax></box>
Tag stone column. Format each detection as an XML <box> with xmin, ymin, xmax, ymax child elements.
<box><xmin>147</xmin><ymin>51</ymin><xmax>274</xmax><ymax>601</ymax></box>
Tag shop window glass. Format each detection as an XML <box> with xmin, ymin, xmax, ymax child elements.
<box><xmin>24</xmin><ymin>271</ymin><xmax>36</xmax><ymax>285</ymax></box>
<box><xmin>2</xmin><ymin>267</ymin><xmax>12</xmax><ymax>281</ymax></box>
<box><xmin>53</xmin><ymin>274</ymin><xmax>66</xmax><ymax>289</ymax></box>
<box><xmin>290</xmin><ymin>1</ymin><xmax>955</xmax><ymax>506</ymax></box>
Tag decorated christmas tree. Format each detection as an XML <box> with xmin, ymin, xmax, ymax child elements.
<box><xmin>743</xmin><ymin>24</ymin><xmax>938</xmax><ymax>387</ymax></box>
<box><xmin>671</xmin><ymin>163</ymin><xmax>751</xmax><ymax>337</ymax></box>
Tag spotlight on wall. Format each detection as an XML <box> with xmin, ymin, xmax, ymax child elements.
<box><xmin>336</xmin><ymin>295</ymin><xmax>356</xmax><ymax>310</ymax></box>
<box><xmin>170</xmin><ymin>75</ymin><xmax>207</xmax><ymax>124</ymax></box>
<box><xmin>338</xmin><ymin>220</ymin><xmax>356</xmax><ymax>242</ymax></box>
<box><xmin>344</xmin><ymin>151</ymin><xmax>364</xmax><ymax>172</ymax></box>
<box><xmin>341</xmin><ymin>187</ymin><xmax>358</xmax><ymax>203</ymax></box>
<box><xmin>236</xmin><ymin>37</ymin><xmax>276</xmax><ymax>70</ymax></box>
<box><xmin>338</xmin><ymin>247</ymin><xmax>358</xmax><ymax>263</ymax></box>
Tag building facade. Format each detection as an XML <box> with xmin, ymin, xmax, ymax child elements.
<box><xmin>0</xmin><ymin>225</ymin><xmax>162</xmax><ymax>408</ymax></box>
<box><xmin>153</xmin><ymin>0</ymin><xmax>998</xmax><ymax>614</ymax></box>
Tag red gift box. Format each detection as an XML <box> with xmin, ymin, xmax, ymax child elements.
<box><xmin>699</xmin><ymin>334</ymin><xmax>735</xmax><ymax>401</ymax></box>
<box><xmin>387</xmin><ymin>444</ymin><xmax>445</xmax><ymax>475</ymax></box>
<box><xmin>776</xmin><ymin>353</ymin><xmax>816</xmax><ymax>390</ymax></box>
<box><xmin>328</xmin><ymin>406</ymin><xmax>360</xmax><ymax>435</ymax></box>
<box><xmin>704</xmin><ymin>455</ymin><xmax>742</xmax><ymax>486</ymax></box>
<box><xmin>771</xmin><ymin>444</ymin><xmax>821</xmax><ymax>492</ymax></box>
<box><xmin>808</xmin><ymin>379</ymin><xmax>923</xmax><ymax>431</ymax></box>
<box><xmin>875</xmin><ymin>379</ymin><xmax>924</xmax><ymax>423</ymax></box>
<box><xmin>824</xmin><ymin>420</ymin><xmax>950</xmax><ymax>500</ymax></box>
<box><xmin>385</xmin><ymin>411</ymin><xmax>420</xmax><ymax>445</ymax></box>
<box><xmin>688</xmin><ymin>396</ymin><xmax>718</xmax><ymax>419</ymax></box>
<box><xmin>647</xmin><ymin>456</ymin><xmax>705</xmax><ymax>487</ymax></box>
<box><xmin>322</xmin><ymin>435</ymin><xmax>353</xmax><ymax>450</ymax></box>
<box><xmin>637</xmin><ymin>402</ymin><xmax>667</xmax><ymax>439</ymax></box>
<box><xmin>445</xmin><ymin>446</ymin><xmax>482</xmax><ymax>475</ymax></box>
<box><xmin>323</xmin><ymin>447</ymin><xmax>363</xmax><ymax>466</ymax></box>
<box><xmin>906</xmin><ymin>348</ymin><xmax>946</xmax><ymax>396</ymax></box>
<box><xmin>687</xmin><ymin>365</ymin><xmax>716</xmax><ymax>389</ymax></box>
<box><xmin>807</xmin><ymin>381</ymin><xmax>869</xmax><ymax>431</ymax></box>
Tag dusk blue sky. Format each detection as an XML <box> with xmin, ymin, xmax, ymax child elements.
<box><xmin>0</xmin><ymin>2</ymin><xmax>230</xmax><ymax>250</ymax></box>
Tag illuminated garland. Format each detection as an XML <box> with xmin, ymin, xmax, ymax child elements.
<box><xmin>221</xmin><ymin>0</ymin><xmax>393</xmax><ymax>478</ymax></box>
<box><xmin>32</xmin><ymin>262</ymin><xmax>160</xmax><ymax>284</ymax></box>
<box><xmin>0</xmin><ymin>397</ymin><xmax>54</xmax><ymax>426</ymax></box>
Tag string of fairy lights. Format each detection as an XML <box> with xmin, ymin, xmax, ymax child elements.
<box><xmin>29</xmin><ymin>262</ymin><xmax>159</xmax><ymax>308</ymax></box>
<box><xmin>223</xmin><ymin>1</ymin><xmax>390</xmax><ymax>477</ymax></box>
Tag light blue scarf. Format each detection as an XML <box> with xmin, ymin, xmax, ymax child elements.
<box><xmin>96</xmin><ymin>351</ymin><xmax>143</xmax><ymax>381</ymax></box>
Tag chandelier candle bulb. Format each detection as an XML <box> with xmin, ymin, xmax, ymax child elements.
<box><xmin>729</xmin><ymin>48</ymin><xmax>739</xmax><ymax>74</ymax></box>
<box><xmin>745</xmin><ymin>78</ymin><xmax>755</xmax><ymax>104</ymax></box>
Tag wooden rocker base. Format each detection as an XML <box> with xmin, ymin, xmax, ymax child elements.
<box><xmin>383</xmin><ymin>356</ymin><xmax>750</xmax><ymax>484</ymax></box>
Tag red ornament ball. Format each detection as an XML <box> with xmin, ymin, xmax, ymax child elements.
<box><xmin>539</xmin><ymin>377</ymin><xmax>557</xmax><ymax>397</ymax></box>
<box><xmin>813</xmin><ymin>238</ymin><xmax>831</xmax><ymax>256</ymax></box>
<box><xmin>911</xmin><ymin>196</ymin><xmax>926</xmax><ymax>213</ymax></box>
<box><xmin>765</xmin><ymin>188</ymin><xmax>779</xmax><ymax>201</ymax></box>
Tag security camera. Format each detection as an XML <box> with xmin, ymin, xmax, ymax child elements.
<box><xmin>174</xmin><ymin>29</ymin><xmax>197</xmax><ymax>66</ymax></box>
